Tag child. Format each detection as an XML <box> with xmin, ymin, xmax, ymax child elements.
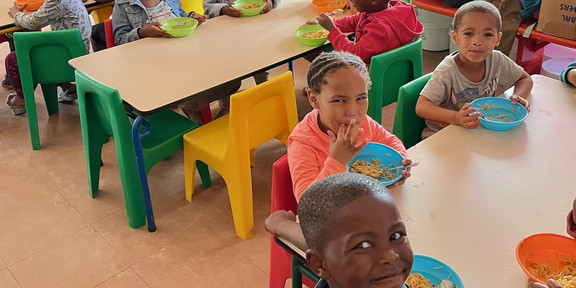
<box><xmin>305</xmin><ymin>0</ymin><xmax>423</xmax><ymax>65</ymax></box>
<box><xmin>202</xmin><ymin>0</ymin><xmax>278</xmax><ymax>85</ymax></box>
<box><xmin>112</xmin><ymin>0</ymin><xmax>239</xmax><ymax>124</ymax></box>
<box><xmin>265</xmin><ymin>172</ymin><xmax>414</xmax><ymax>288</ymax></box>
<box><xmin>528</xmin><ymin>198</ymin><xmax>576</xmax><ymax>288</ymax></box>
<box><xmin>5</xmin><ymin>0</ymin><xmax>92</xmax><ymax>115</ymax></box>
<box><xmin>414</xmin><ymin>0</ymin><xmax>533</xmax><ymax>139</ymax></box>
<box><xmin>288</xmin><ymin>51</ymin><xmax>411</xmax><ymax>201</ymax></box>
<box><xmin>561</xmin><ymin>61</ymin><xmax>576</xmax><ymax>87</ymax></box>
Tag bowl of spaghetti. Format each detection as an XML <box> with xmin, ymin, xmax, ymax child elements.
<box><xmin>347</xmin><ymin>142</ymin><xmax>404</xmax><ymax>186</ymax></box>
<box><xmin>16</xmin><ymin>0</ymin><xmax>45</xmax><ymax>11</ymax></box>
<box><xmin>294</xmin><ymin>24</ymin><xmax>329</xmax><ymax>46</ymax></box>
<box><xmin>312</xmin><ymin>0</ymin><xmax>347</xmax><ymax>13</ymax></box>
<box><xmin>470</xmin><ymin>97</ymin><xmax>528</xmax><ymax>131</ymax></box>
<box><xmin>516</xmin><ymin>233</ymin><xmax>576</xmax><ymax>286</ymax></box>
<box><xmin>232</xmin><ymin>0</ymin><xmax>266</xmax><ymax>16</ymax></box>
<box><xmin>406</xmin><ymin>254</ymin><xmax>465</xmax><ymax>288</ymax></box>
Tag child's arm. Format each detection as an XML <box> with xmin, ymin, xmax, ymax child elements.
<box><xmin>567</xmin><ymin>198</ymin><xmax>576</xmax><ymax>238</ymax></box>
<box><xmin>509</xmin><ymin>71</ymin><xmax>533</xmax><ymax>111</ymax></box>
<box><xmin>204</xmin><ymin>0</ymin><xmax>241</xmax><ymax>17</ymax></box>
<box><xmin>415</xmin><ymin>96</ymin><xmax>480</xmax><ymax>129</ymax></box>
<box><xmin>528</xmin><ymin>279</ymin><xmax>563</xmax><ymax>288</ymax></box>
<box><xmin>265</xmin><ymin>211</ymin><xmax>308</xmax><ymax>252</ymax></box>
<box><xmin>11</xmin><ymin>0</ymin><xmax>62</xmax><ymax>30</ymax></box>
<box><xmin>561</xmin><ymin>61</ymin><xmax>576</xmax><ymax>87</ymax></box>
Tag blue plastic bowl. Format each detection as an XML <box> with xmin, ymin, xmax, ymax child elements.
<box><xmin>470</xmin><ymin>97</ymin><xmax>528</xmax><ymax>131</ymax></box>
<box><xmin>347</xmin><ymin>142</ymin><xmax>404</xmax><ymax>186</ymax></box>
<box><xmin>411</xmin><ymin>254</ymin><xmax>465</xmax><ymax>287</ymax></box>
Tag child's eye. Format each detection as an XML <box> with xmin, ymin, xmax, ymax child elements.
<box><xmin>356</xmin><ymin>96</ymin><xmax>367</xmax><ymax>101</ymax></box>
<box><xmin>463</xmin><ymin>32</ymin><xmax>472</xmax><ymax>36</ymax></box>
<box><xmin>353</xmin><ymin>241</ymin><xmax>372</xmax><ymax>249</ymax></box>
<box><xmin>331</xmin><ymin>99</ymin><xmax>345</xmax><ymax>103</ymax></box>
<box><xmin>389</xmin><ymin>232</ymin><xmax>406</xmax><ymax>241</ymax></box>
<box><xmin>484</xmin><ymin>33</ymin><xmax>494</xmax><ymax>37</ymax></box>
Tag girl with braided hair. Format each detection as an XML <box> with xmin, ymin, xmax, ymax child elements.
<box><xmin>287</xmin><ymin>51</ymin><xmax>412</xmax><ymax>201</ymax></box>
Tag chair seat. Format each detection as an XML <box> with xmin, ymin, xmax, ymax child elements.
<box><xmin>182</xmin><ymin>115</ymin><xmax>230</xmax><ymax>162</ymax></box>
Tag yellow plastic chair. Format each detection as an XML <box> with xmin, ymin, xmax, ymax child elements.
<box><xmin>181</xmin><ymin>0</ymin><xmax>204</xmax><ymax>14</ymax></box>
<box><xmin>366</xmin><ymin>38</ymin><xmax>423</xmax><ymax>124</ymax></box>
<box><xmin>183</xmin><ymin>71</ymin><xmax>298</xmax><ymax>240</ymax></box>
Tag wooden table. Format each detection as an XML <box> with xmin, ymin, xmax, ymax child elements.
<box><xmin>0</xmin><ymin>0</ymin><xmax>114</xmax><ymax>35</ymax></box>
<box><xmin>278</xmin><ymin>75</ymin><xmax>576</xmax><ymax>287</ymax></box>
<box><xmin>69</xmin><ymin>0</ymin><xmax>345</xmax><ymax>113</ymax></box>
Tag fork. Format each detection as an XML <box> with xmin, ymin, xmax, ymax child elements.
<box><xmin>386</xmin><ymin>162</ymin><xmax>420</xmax><ymax>171</ymax></box>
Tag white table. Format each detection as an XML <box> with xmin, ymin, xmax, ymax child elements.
<box><xmin>278</xmin><ymin>75</ymin><xmax>576</xmax><ymax>287</ymax></box>
<box><xmin>391</xmin><ymin>74</ymin><xmax>576</xmax><ymax>287</ymax></box>
<box><xmin>69</xmin><ymin>0</ymin><xmax>346</xmax><ymax>113</ymax></box>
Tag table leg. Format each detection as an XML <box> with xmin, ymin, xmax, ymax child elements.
<box><xmin>131</xmin><ymin>115</ymin><xmax>157</xmax><ymax>232</ymax></box>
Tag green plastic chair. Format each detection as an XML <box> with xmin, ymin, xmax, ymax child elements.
<box><xmin>74</xmin><ymin>70</ymin><xmax>212</xmax><ymax>231</ymax></box>
<box><xmin>366</xmin><ymin>38</ymin><xmax>423</xmax><ymax>124</ymax></box>
<box><xmin>13</xmin><ymin>29</ymin><xmax>87</xmax><ymax>150</ymax></box>
<box><xmin>392</xmin><ymin>73</ymin><xmax>431</xmax><ymax>149</ymax></box>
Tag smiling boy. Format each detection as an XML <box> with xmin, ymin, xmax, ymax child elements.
<box><xmin>414</xmin><ymin>1</ymin><xmax>533</xmax><ymax>138</ymax></box>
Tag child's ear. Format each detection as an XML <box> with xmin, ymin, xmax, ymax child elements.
<box><xmin>308</xmin><ymin>88</ymin><xmax>320</xmax><ymax>109</ymax></box>
<box><xmin>495</xmin><ymin>31</ymin><xmax>502</xmax><ymax>46</ymax></box>
<box><xmin>450</xmin><ymin>30</ymin><xmax>458</xmax><ymax>45</ymax></box>
<box><xmin>306</xmin><ymin>249</ymin><xmax>331</xmax><ymax>279</ymax></box>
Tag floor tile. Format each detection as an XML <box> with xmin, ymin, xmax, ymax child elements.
<box><xmin>95</xmin><ymin>268</ymin><xmax>150</xmax><ymax>288</ymax></box>
<box><xmin>0</xmin><ymin>269</ymin><xmax>20</xmax><ymax>288</ymax></box>
<box><xmin>9</xmin><ymin>227</ymin><xmax>128</xmax><ymax>288</ymax></box>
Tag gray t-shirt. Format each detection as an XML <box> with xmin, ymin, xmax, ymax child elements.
<box><xmin>420</xmin><ymin>50</ymin><xmax>525</xmax><ymax>137</ymax></box>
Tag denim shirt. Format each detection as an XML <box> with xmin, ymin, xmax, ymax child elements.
<box><xmin>112</xmin><ymin>0</ymin><xmax>188</xmax><ymax>45</ymax></box>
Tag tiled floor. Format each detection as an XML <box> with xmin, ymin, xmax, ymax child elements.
<box><xmin>0</xmin><ymin>40</ymin><xmax>447</xmax><ymax>288</ymax></box>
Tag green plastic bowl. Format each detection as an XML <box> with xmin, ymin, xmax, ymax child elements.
<box><xmin>294</xmin><ymin>25</ymin><xmax>329</xmax><ymax>46</ymax></box>
<box><xmin>232</xmin><ymin>0</ymin><xmax>266</xmax><ymax>16</ymax></box>
<box><xmin>161</xmin><ymin>17</ymin><xmax>199</xmax><ymax>38</ymax></box>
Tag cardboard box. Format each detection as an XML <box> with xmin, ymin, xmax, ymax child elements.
<box><xmin>537</xmin><ymin>0</ymin><xmax>576</xmax><ymax>40</ymax></box>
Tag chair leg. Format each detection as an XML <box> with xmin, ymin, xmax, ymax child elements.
<box><xmin>23</xmin><ymin>87</ymin><xmax>41</xmax><ymax>150</ymax></box>
<box><xmin>225</xmin><ymin>164</ymin><xmax>254</xmax><ymax>240</ymax></box>
<box><xmin>84</xmin><ymin>125</ymin><xmax>108</xmax><ymax>197</ymax></box>
<box><xmin>250</xmin><ymin>149</ymin><xmax>256</xmax><ymax>168</ymax></box>
<box><xmin>184</xmin><ymin>143</ymin><xmax>198</xmax><ymax>202</ymax></box>
<box><xmin>40</xmin><ymin>84</ymin><xmax>59</xmax><ymax>116</ymax></box>
<box><xmin>196</xmin><ymin>160</ymin><xmax>212</xmax><ymax>189</ymax></box>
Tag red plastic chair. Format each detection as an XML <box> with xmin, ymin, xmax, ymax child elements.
<box><xmin>104</xmin><ymin>18</ymin><xmax>115</xmax><ymax>48</ymax></box>
<box><xmin>270</xmin><ymin>154</ymin><xmax>316</xmax><ymax>288</ymax></box>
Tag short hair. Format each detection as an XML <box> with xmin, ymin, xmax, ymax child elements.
<box><xmin>306</xmin><ymin>51</ymin><xmax>371</xmax><ymax>94</ymax></box>
<box><xmin>453</xmin><ymin>1</ymin><xmax>501</xmax><ymax>32</ymax></box>
<box><xmin>298</xmin><ymin>173</ymin><xmax>392</xmax><ymax>251</ymax></box>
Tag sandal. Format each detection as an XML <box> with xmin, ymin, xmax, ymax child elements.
<box><xmin>6</xmin><ymin>92</ymin><xmax>26</xmax><ymax>115</ymax></box>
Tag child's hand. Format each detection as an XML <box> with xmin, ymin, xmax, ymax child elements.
<box><xmin>261</xmin><ymin>0</ymin><xmax>273</xmax><ymax>13</ymax></box>
<box><xmin>387</xmin><ymin>158</ymin><xmax>412</xmax><ymax>188</ymax></box>
<box><xmin>568</xmin><ymin>198</ymin><xmax>576</xmax><ymax>238</ymax></box>
<box><xmin>572</xmin><ymin>198</ymin><xmax>576</xmax><ymax>224</ymax></box>
<box><xmin>455</xmin><ymin>102</ymin><xmax>480</xmax><ymax>129</ymax></box>
<box><xmin>8</xmin><ymin>1</ymin><xmax>26</xmax><ymax>18</ymax></box>
<box><xmin>567</xmin><ymin>69</ymin><xmax>576</xmax><ymax>86</ymax></box>
<box><xmin>221</xmin><ymin>3</ymin><xmax>242</xmax><ymax>17</ymax></box>
<box><xmin>304</xmin><ymin>20</ymin><xmax>319</xmax><ymax>25</ymax></box>
<box><xmin>264</xmin><ymin>210</ymin><xmax>296</xmax><ymax>236</ymax></box>
<box><xmin>316</xmin><ymin>13</ymin><xmax>336</xmax><ymax>31</ymax></box>
<box><xmin>328</xmin><ymin>118</ymin><xmax>369</xmax><ymax>166</ymax></box>
<box><xmin>188</xmin><ymin>11</ymin><xmax>208</xmax><ymax>25</ymax></box>
<box><xmin>138</xmin><ymin>22</ymin><xmax>170</xmax><ymax>38</ymax></box>
<box><xmin>510</xmin><ymin>94</ymin><xmax>531</xmax><ymax>112</ymax></box>
<box><xmin>528</xmin><ymin>279</ymin><xmax>563</xmax><ymax>288</ymax></box>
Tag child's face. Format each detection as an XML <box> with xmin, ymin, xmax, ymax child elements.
<box><xmin>451</xmin><ymin>12</ymin><xmax>502</xmax><ymax>65</ymax></box>
<box><xmin>308</xmin><ymin>67</ymin><xmax>368</xmax><ymax>134</ymax></box>
<box><xmin>307</xmin><ymin>195</ymin><xmax>413</xmax><ymax>288</ymax></box>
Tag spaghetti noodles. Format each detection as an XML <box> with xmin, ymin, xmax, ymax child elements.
<box><xmin>529</xmin><ymin>256</ymin><xmax>576</xmax><ymax>288</ymax></box>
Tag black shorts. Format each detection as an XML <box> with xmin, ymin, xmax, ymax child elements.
<box><xmin>91</xmin><ymin>22</ymin><xmax>106</xmax><ymax>46</ymax></box>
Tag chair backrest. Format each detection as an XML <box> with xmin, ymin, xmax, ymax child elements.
<box><xmin>14</xmin><ymin>29</ymin><xmax>86</xmax><ymax>86</ymax></box>
<box><xmin>228</xmin><ymin>71</ymin><xmax>298</xmax><ymax>152</ymax></box>
<box><xmin>271</xmin><ymin>154</ymin><xmax>297</xmax><ymax>213</ymax></box>
<box><xmin>392</xmin><ymin>73</ymin><xmax>431</xmax><ymax>149</ymax></box>
<box><xmin>366</xmin><ymin>38</ymin><xmax>423</xmax><ymax>123</ymax></box>
<box><xmin>75</xmin><ymin>69</ymin><xmax>135</xmax><ymax>162</ymax></box>
<box><xmin>104</xmin><ymin>18</ymin><xmax>116</xmax><ymax>48</ymax></box>
<box><xmin>181</xmin><ymin>0</ymin><xmax>204</xmax><ymax>15</ymax></box>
